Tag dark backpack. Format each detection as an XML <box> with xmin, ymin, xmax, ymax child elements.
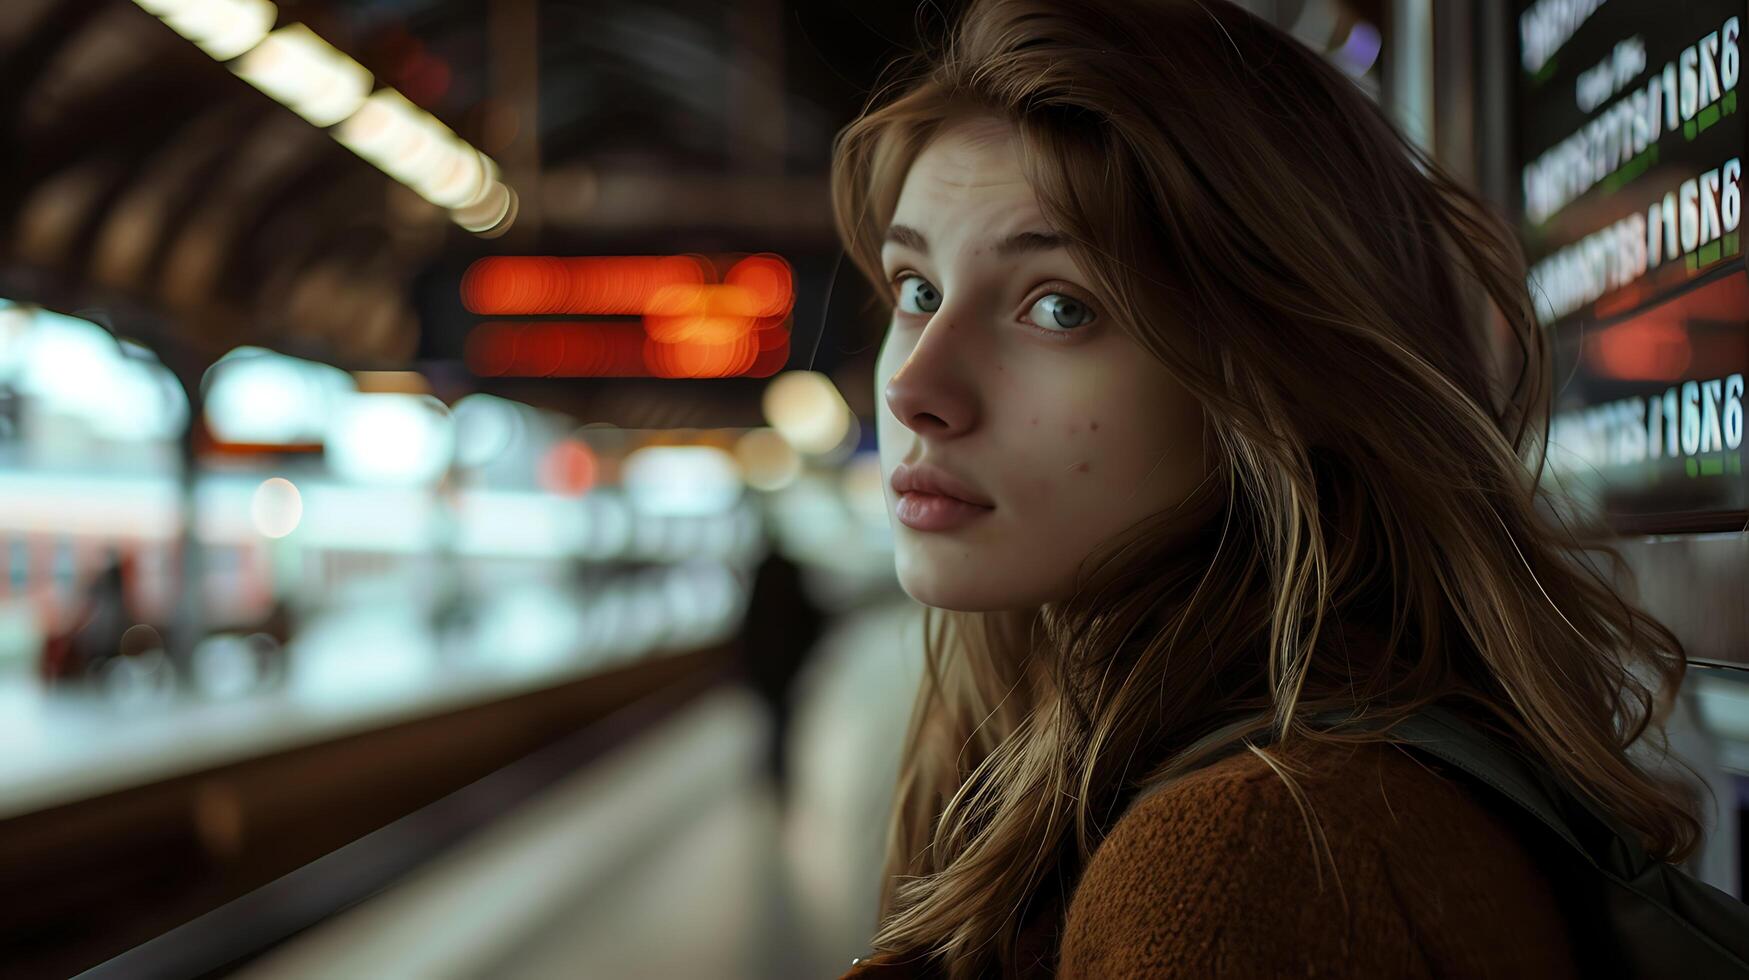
<box><xmin>1307</xmin><ymin>705</ymin><xmax>1749</xmax><ymax>979</ymax></box>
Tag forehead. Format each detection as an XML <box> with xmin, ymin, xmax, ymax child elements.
<box><xmin>888</xmin><ymin>119</ymin><xmax>1047</xmax><ymax>237</ymax></box>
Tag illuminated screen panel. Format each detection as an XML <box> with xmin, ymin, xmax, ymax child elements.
<box><xmin>1518</xmin><ymin>0</ymin><xmax>1748</xmax><ymax>531</ymax></box>
<box><xmin>1545</xmin><ymin>268</ymin><xmax>1746</xmax><ymax>530</ymax></box>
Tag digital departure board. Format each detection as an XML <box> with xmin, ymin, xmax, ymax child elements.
<box><xmin>1519</xmin><ymin>0</ymin><xmax>1749</xmax><ymax>532</ymax></box>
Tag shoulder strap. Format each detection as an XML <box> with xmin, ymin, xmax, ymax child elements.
<box><xmin>1309</xmin><ymin>705</ymin><xmax>1749</xmax><ymax>978</ymax></box>
<box><xmin>1350</xmin><ymin>706</ymin><xmax>1612</xmax><ymax>861</ymax></box>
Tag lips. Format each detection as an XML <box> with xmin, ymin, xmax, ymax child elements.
<box><xmin>890</xmin><ymin>463</ymin><xmax>995</xmax><ymax>532</ymax></box>
<box><xmin>889</xmin><ymin>463</ymin><xmax>994</xmax><ymax>506</ymax></box>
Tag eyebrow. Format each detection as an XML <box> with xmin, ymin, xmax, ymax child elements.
<box><xmin>882</xmin><ymin>224</ymin><xmax>1069</xmax><ymax>258</ymax></box>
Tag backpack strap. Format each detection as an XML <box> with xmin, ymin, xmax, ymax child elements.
<box><xmin>1308</xmin><ymin>705</ymin><xmax>1749</xmax><ymax>977</ymax></box>
<box><xmin>1319</xmin><ymin>705</ymin><xmax>1612</xmax><ymax>864</ymax></box>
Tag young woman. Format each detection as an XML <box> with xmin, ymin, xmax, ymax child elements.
<box><xmin>830</xmin><ymin>0</ymin><xmax>1705</xmax><ymax>977</ymax></box>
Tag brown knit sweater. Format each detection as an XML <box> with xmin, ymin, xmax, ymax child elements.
<box><xmin>840</xmin><ymin>737</ymin><xmax>1579</xmax><ymax>978</ymax></box>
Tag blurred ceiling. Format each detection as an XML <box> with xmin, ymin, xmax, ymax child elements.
<box><xmin>0</xmin><ymin>0</ymin><xmax>1382</xmax><ymax>426</ymax></box>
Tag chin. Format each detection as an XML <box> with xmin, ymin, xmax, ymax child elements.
<box><xmin>897</xmin><ymin>578</ymin><xmax>1009</xmax><ymax>612</ymax></box>
<box><xmin>894</xmin><ymin>557</ymin><xmax>1056</xmax><ymax>612</ymax></box>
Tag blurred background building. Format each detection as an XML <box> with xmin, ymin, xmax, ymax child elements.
<box><xmin>0</xmin><ymin>0</ymin><xmax>1741</xmax><ymax>977</ymax></box>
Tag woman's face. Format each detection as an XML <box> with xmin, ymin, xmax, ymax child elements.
<box><xmin>875</xmin><ymin>117</ymin><xmax>1211</xmax><ymax>611</ymax></box>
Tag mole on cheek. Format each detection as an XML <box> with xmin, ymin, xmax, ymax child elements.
<box><xmin>1030</xmin><ymin>417</ymin><xmax>1039</xmax><ymax>426</ymax></box>
<box><xmin>1074</xmin><ymin>461</ymin><xmax>1091</xmax><ymax>474</ymax></box>
<box><xmin>1090</xmin><ymin>420</ymin><xmax>1100</xmax><ymax>431</ymax></box>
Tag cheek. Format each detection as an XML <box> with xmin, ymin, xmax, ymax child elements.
<box><xmin>998</xmin><ymin>412</ymin><xmax>1105</xmax><ymax>512</ymax></box>
<box><xmin>1095</xmin><ymin>398</ymin><xmax>1206</xmax><ymax>510</ymax></box>
<box><xmin>1002</xmin><ymin>368</ymin><xmax>1202</xmax><ymax>518</ymax></box>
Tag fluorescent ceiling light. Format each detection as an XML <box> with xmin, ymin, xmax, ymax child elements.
<box><xmin>139</xmin><ymin>0</ymin><xmax>277</xmax><ymax>61</ymax></box>
<box><xmin>335</xmin><ymin>89</ymin><xmax>513</xmax><ymax>232</ymax></box>
<box><xmin>139</xmin><ymin>0</ymin><xmax>511</xmax><ymax>235</ymax></box>
<box><xmin>233</xmin><ymin>23</ymin><xmax>373</xmax><ymax>127</ymax></box>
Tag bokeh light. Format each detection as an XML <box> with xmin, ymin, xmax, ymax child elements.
<box><xmin>733</xmin><ymin>427</ymin><xmax>801</xmax><ymax>492</ymax></box>
<box><xmin>204</xmin><ymin>347</ymin><xmax>354</xmax><ymax>445</ymax></box>
<box><xmin>324</xmin><ymin>393</ymin><xmax>455</xmax><ymax>486</ymax></box>
<box><xmin>840</xmin><ymin>451</ymin><xmax>888</xmax><ymax>526</ymax></box>
<box><xmin>335</xmin><ymin>89</ymin><xmax>509</xmax><ymax>229</ymax></box>
<box><xmin>539</xmin><ymin>439</ymin><xmax>598</xmax><ymax>496</ymax></box>
<box><xmin>451</xmin><ymin>393</ymin><xmax>525</xmax><ymax>468</ymax></box>
<box><xmin>462</xmin><ymin>256</ymin><xmax>710</xmax><ymax>315</ymax></box>
<box><xmin>233</xmin><ymin>24</ymin><xmax>372</xmax><ymax>127</ymax></box>
<box><xmin>762</xmin><ymin>371</ymin><xmax>852</xmax><ymax>455</ymax></box>
<box><xmin>191</xmin><ymin>634</ymin><xmax>266</xmax><ymax>700</ymax></box>
<box><xmin>136</xmin><ymin>0</ymin><xmax>277</xmax><ymax>61</ymax></box>
<box><xmin>9</xmin><ymin>308</ymin><xmax>188</xmax><ymax>443</ymax></box>
<box><xmin>250</xmin><ymin>477</ymin><xmax>303</xmax><ymax>538</ymax></box>
<box><xmin>724</xmin><ymin>254</ymin><xmax>795</xmax><ymax>318</ymax></box>
<box><xmin>460</xmin><ymin>255</ymin><xmax>792</xmax><ymax>378</ymax></box>
<box><xmin>622</xmin><ymin>445</ymin><xmax>743</xmax><ymax>516</ymax></box>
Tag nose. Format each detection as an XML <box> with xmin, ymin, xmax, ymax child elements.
<box><xmin>882</xmin><ymin>315</ymin><xmax>980</xmax><ymax>437</ymax></box>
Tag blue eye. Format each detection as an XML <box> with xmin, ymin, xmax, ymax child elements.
<box><xmin>1027</xmin><ymin>293</ymin><xmax>1094</xmax><ymax>331</ymax></box>
<box><xmin>896</xmin><ymin>275</ymin><xmax>942</xmax><ymax>314</ymax></box>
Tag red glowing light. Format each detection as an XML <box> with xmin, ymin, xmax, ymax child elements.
<box><xmin>463</xmin><ymin>254</ymin><xmax>795</xmax><ymax>378</ymax></box>
<box><xmin>643</xmin><ymin>284</ymin><xmax>768</xmax><ymax>344</ymax></box>
<box><xmin>461</xmin><ymin>256</ymin><xmax>711</xmax><ymax>315</ymax></box>
<box><xmin>466</xmin><ymin>320</ymin><xmax>792</xmax><ymax>377</ymax></box>
<box><xmin>748</xmin><ymin>334</ymin><xmax>791</xmax><ymax>377</ymax></box>
<box><xmin>754</xmin><ymin>314</ymin><xmax>789</xmax><ymax>349</ymax></box>
<box><xmin>520</xmin><ymin>321</ymin><xmax>568</xmax><ymax>377</ymax></box>
<box><xmin>540</xmin><ymin>439</ymin><xmax>598</xmax><ymax>496</ymax></box>
<box><xmin>725</xmin><ymin>254</ymin><xmax>795</xmax><ymax>318</ymax></box>
<box><xmin>467</xmin><ymin>322</ymin><xmax>665</xmax><ymax>377</ymax></box>
<box><xmin>645</xmin><ymin>334</ymin><xmax>760</xmax><ymax>378</ymax></box>
<box><xmin>557</xmin><ymin>323</ymin><xmax>648</xmax><ymax>375</ymax></box>
<box><xmin>464</xmin><ymin>322</ymin><xmax>517</xmax><ymax>376</ymax></box>
<box><xmin>1588</xmin><ymin>318</ymin><xmax>1693</xmax><ymax>381</ymax></box>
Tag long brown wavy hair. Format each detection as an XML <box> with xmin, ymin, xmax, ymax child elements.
<box><xmin>830</xmin><ymin>1</ymin><xmax>1705</xmax><ymax>976</ymax></box>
